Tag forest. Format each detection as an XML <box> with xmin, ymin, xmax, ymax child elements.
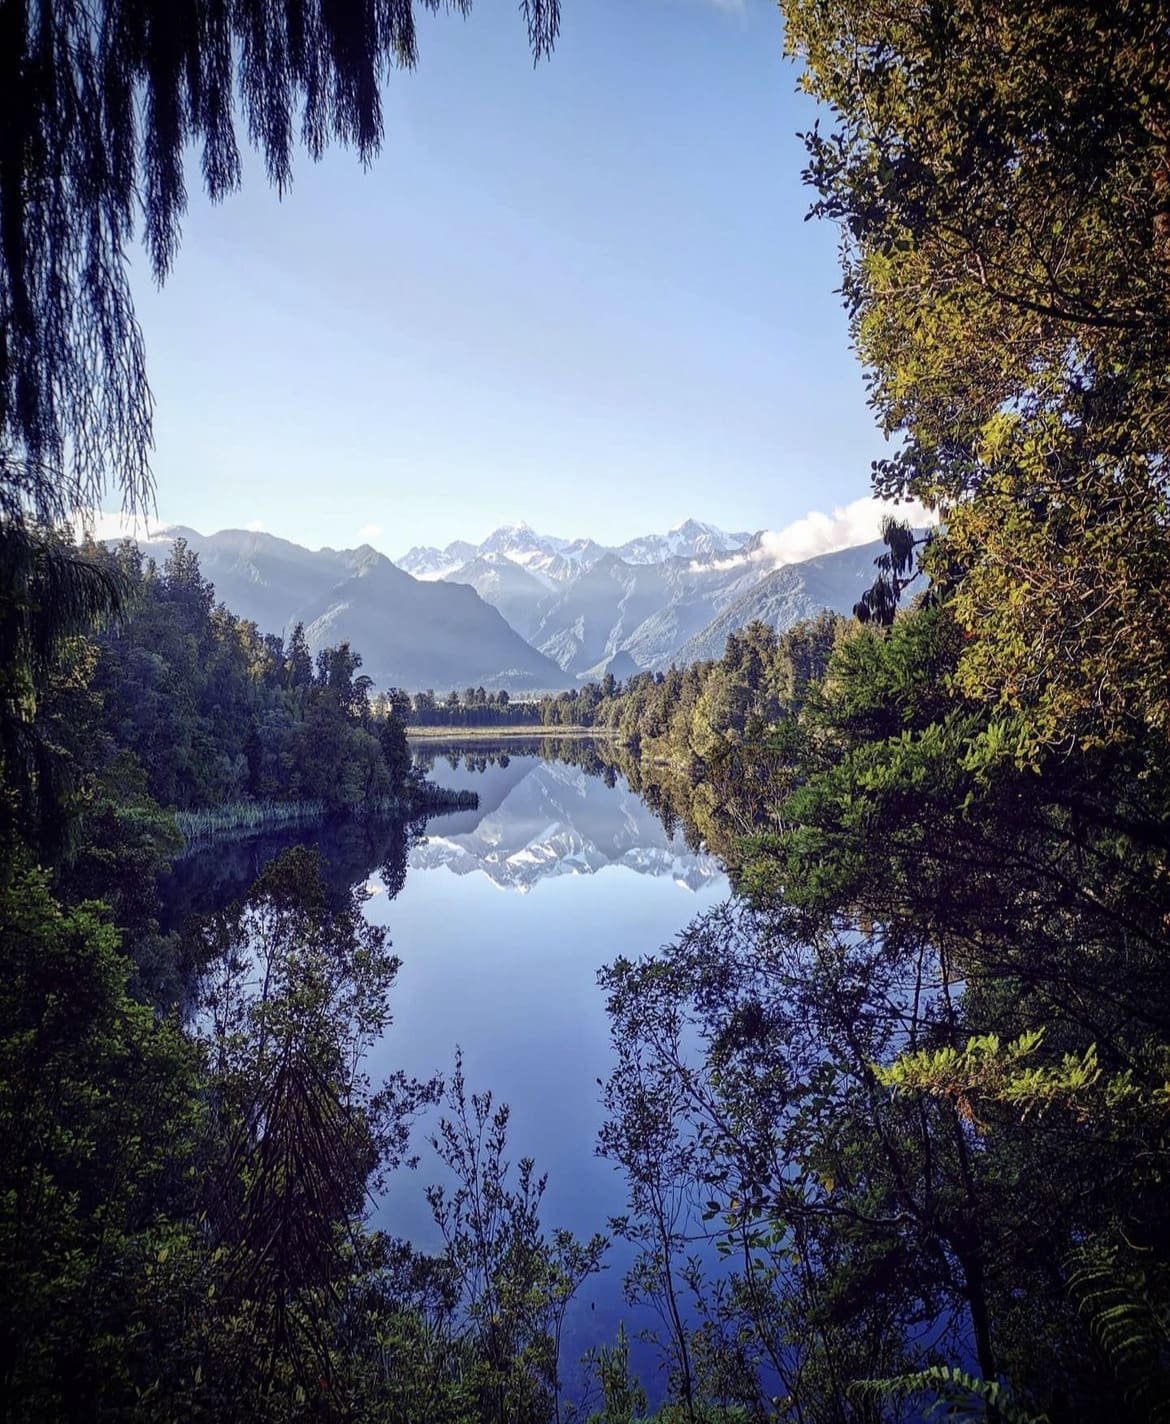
<box><xmin>85</xmin><ymin>537</ymin><xmax>419</xmax><ymax>813</ymax></box>
<box><xmin>3</xmin><ymin>0</ymin><xmax>1170</xmax><ymax>1420</ymax></box>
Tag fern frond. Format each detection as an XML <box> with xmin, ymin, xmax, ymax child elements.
<box><xmin>1070</xmin><ymin>1244</ymin><xmax>1170</xmax><ymax>1423</ymax></box>
<box><xmin>851</xmin><ymin>1364</ymin><xmax>1048</xmax><ymax>1422</ymax></box>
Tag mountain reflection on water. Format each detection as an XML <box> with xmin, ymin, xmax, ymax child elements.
<box><xmin>409</xmin><ymin>745</ymin><xmax>723</xmax><ymax>894</ymax></box>
<box><xmin>161</xmin><ymin>739</ymin><xmax>730</xmax><ymax>1403</ymax></box>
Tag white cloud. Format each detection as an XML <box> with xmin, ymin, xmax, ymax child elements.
<box><xmin>359</xmin><ymin>523</ymin><xmax>382</xmax><ymax>540</ymax></box>
<box><xmin>245</xmin><ymin>519</ymin><xmax>266</xmax><ymax>532</ymax></box>
<box><xmin>699</xmin><ymin>496</ymin><xmax>938</xmax><ymax>573</ymax></box>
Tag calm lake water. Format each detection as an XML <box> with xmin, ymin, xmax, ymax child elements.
<box><xmin>162</xmin><ymin>740</ymin><xmax>730</xmax><ymax>1398</ymax></box>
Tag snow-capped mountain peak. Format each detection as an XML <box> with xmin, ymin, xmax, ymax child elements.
<box><xmin>478</xmin><ymin>522</ymin><xmax>544</xmax><ymax>556</ymax></box>
<box><xmin>615</xmin><ymin>520</ymin><xmax>752</xmax><ymax>565</ymax></box>
<box><xmin>396</xmin><ymin>539</ymin><xmax>477</xmax><ymax>581</ymax></box>
<box><xmin>395</xmin><ymin>519</ymin><xmax>749</xmax><ymax>582</ymax></box>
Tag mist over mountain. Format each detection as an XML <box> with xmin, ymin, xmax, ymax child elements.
<box><xmin>670</xmin><ymin>536</ymin><xmax>902</xmax><ymax>666</ymax></box>
<box><xmin>439</xmin><ymin>553</ymin><xmax>551</xmax><ymax>641</ymax></box>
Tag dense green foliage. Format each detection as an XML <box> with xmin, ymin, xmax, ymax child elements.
<box><xmin>0</xmin><ymin>523</ymin><xmax>605</xmax><ymax>1421</ymax></box>
<box><xmin>406</xmin><ymin>677</ymin><xmax>625</xmax><ymax>729</ymax></box>
<box><xmin>574</xmin><ymin>4</ymin><xmax>1170</xmax><ymax>1409</ymax></box>
<box><xmin>596</xmin><ymin>601</ymin><xmax>1170</xmax><ymax>1420</ymax></box>
<box><xmin>786</xmin><ymin>0</ymin><xmax>1170</xmax><ymax>757</ymax></box>
<box><xmin>86</xmin><ymin>537</ymin><xmax>414</xmax><ymax>814</ymax></box>
<box><xmin>406</xmin><ymin>615</ymin><xmax>840</xmax><ymax>766</ymax></box>
<box><xmin>1</xmin><ymin>834</ymin><xmax>614</xmax><ymax>1421</ymax></box>
<box><xmin>0</xmin><ymin>0</ymin><xmax>556</xmax><ymax>890</ymax></box>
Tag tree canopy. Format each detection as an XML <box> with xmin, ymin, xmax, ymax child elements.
<box><xmin>785</xmin><ymin>0</ymin><xmax>1170</xmax><ymax>753</ymax></box>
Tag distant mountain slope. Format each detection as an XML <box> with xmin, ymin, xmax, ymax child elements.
<box><xmin>397</xmin><ymin>539</ymin><xmax>476</xmax><ymax>581</ymax></box>
<box><xmin>616</xmin><ymin>551</ymin><xmax>780</xmax><ymax>672</ymax></box>
<box><xmin>127</xmin><ymin>527</ymin><xmax>571</xmax><ymax>693</ymax></box>
<box><xmin>531</xmin><ymin>554</ymin><xmax>675</xmax><ymax>676</ymax></box>
<box><xmin>122</xmin><ymin>522</ymin><xmax>907</xmax><ymax>691</ymax></box>
<box><xmin>398</xmin><ymin>519</ymin><xmax>760</xmax><ymax>651</ymax></box>
<box><xmin>579</xmin><ymin>648</ymin><xmax>644</xmax><ymax>683</ymax></box>
<box><xmin>133</xmin><ymin>525</ymin><xmax>362</xmax><ymax>633</ymax></box>
<box><xmin>529</xmin><ymin>540</ymin><xmax>784</xmax><ymax>677</ymax></box>
<box><xmin>670</xmin><ymin>538</ymin><xmax>893</xmax><ymax>666</ymax></box>
<box><xmin>294</xmin><ymin>555</ymin><xmax>570</xmax><ymax>692</ymax></box>
<box><xmin>440</xmin><ymin>553</ymin><xmax>553</xmax><ymax>640</ymax></box>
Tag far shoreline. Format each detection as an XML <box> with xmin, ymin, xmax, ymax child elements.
<box><xmin>406</xmin><ymin>725</ymin><xmax>618</xmax><ymax>741</ymax></box>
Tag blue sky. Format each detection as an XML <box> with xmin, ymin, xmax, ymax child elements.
<box><xmin>117</xmin><ymin>0</ymin><xmax>893</xmax><ymax>556</ymax></box>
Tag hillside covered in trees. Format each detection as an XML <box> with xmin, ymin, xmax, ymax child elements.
<box><xmin>400</xmin><ymin>614</ymin><xmax>837</xmax><ymax>736</ymax></box>
<box><xmin>87</xmin><ymin>538</ymin><xmax>419</xmax><ymax>816</ymax></box>
<box><xmin>593</xmin><ymin>598</ymin><xmax>1170</xmax><ymax>1419</ymax></box>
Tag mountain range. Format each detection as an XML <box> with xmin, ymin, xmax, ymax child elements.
<box><xmin>412</xmin><ymin>520</ymin><xmax>892</xmax><ymax>679</ymax></box>
<box><xmin>122</xmin><ymin>518</ymin><xmax>892</xmax><ymax>692</ymax></box>
<box><xmin>127</xmin><ymin>527</ymin><xmax>568</xmax><ymax>691</ymax></box>
<box><xmin>397</xmin><ymin>518</ymin><xmax>749</xmax><ymax>582</ymax></box>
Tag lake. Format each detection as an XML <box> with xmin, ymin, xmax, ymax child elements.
<box><xmin>162</xmin><ymin>738</ymin><xmax>729</xmax><ymax>1400</ymax></box>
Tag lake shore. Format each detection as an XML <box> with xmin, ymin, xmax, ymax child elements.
<box><xmin>406</xmin><ymin>724</ymin><xmax>618</xmax><ymax>740</ymax></box>
<box><xmin>173</xmin><ymin>784</ymin><xmax>478</xmax><ymax>852</ymax></box>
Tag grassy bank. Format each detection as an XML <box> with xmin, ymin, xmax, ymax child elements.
<box><xmin>174</xmin><ymin>784</ymin><xmax>478</xmax><ymax>851</ymax></box>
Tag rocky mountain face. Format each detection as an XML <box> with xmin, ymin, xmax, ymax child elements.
<box><xmin>397</xmin><ymin>519</ymin><xmax>749</xmax><ymax>583</ymax></box>
<box><xmin>396</xmin><ymin>538</ymin><xmax>477</xmax><ymax>581</ymax></box>
<box><xmin>614</xmin><ymin>518</ymin><xmax>751</xmax><ymax>565</ymax></box>
<box><xmin>439</xmin><ymin>553</ymin><xmax>551</xmax><ymax>641</ymax></box>
<box><xmin>405</xmin><ymin>519</ymin><xmax>769</xmax><ymax>676</ymax></box>
<box><xmin>126</xmin><ymin>527</ymin><xmax>572</xmax><ymax>692</ymax></box>
<box><xmin>398</xmin><ymin>523</ymin><xmax>610</xmax><ymax>584</ymax></box>
<box><xmin>415</xmin><ymin>523</ymin><xmax>901</xmax><ymax>678</ymax></box>
<box><xmin>529</xmin><ymin>554</ymin><xmax>676</xmax><ymax>678</ymax></box>
<box><xmin>669</xmin><ymin>537</ymin><xmax>895</xmax><ymax>666</ymax></box>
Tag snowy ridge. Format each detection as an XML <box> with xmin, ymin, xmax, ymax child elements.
<box><xmin>409</xmin><ymin>760</ymin><xmax>723</xmax><ymax>894</ymax></box>
<box><xmin>395</xmin><ymin>520</ymin><xmax>751</xmax><ymax>583</ymax></box>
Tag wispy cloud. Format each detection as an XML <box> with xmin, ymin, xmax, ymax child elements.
<box><xmin>699</xmin><ymin>496</ymin><xmax>938</xmax><ymax>573</ymax></box>
<box><xmin>72</xmin><ymin>509</ymin><xmax>168</xmax><ymax>543</ymax></box>
<box><xmin>72</xmin><ymin>511</ymin><xmax>273</xmax><ymax>542</ymax></box>
<box><xmin>359</xmin><ymin>523</ymin><xmax>382</xmax><ymax>540</ymax></box>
